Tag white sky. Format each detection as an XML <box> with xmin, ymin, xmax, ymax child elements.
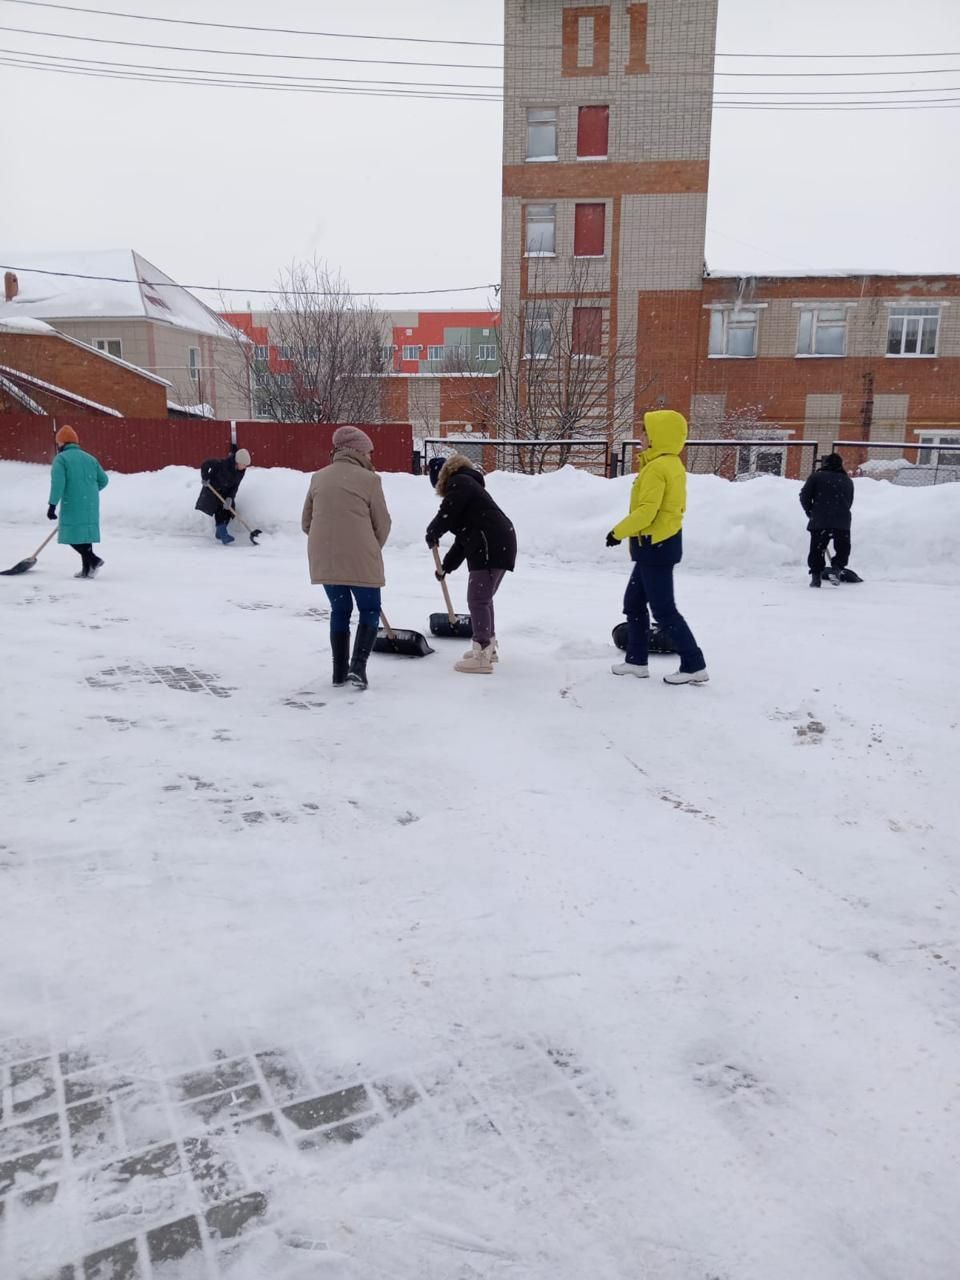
<box><xmin>0</xmin><ymin>0</ymin><xmax>958</xmax><ymax>310</ymax></box>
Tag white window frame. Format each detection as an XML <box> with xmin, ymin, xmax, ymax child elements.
<box><xmin>886</xmin><ymin>304</ymin><xmax>942</xmax><ymax>358</ymax></box>
<box><xmin>402</xmin><ymin>344</ymin><xmax>421</xmax><ymax>361</ymax></box>
<box><xmin>736</xmin><ymin>443</ymin><xmax>786</xmax><ymax>478</ymax></box>
<box><xmin>427</xmin><ymin>345</ymin><xmax>446</xmax><ymax>361</ymax></box>
<box><xmin>380</xmin><ymin>344</ymin><xmax>396</xmax><ymax>363</ymax></box>
<box><xmin>524</xmin><ymin>307</ymin><xmax>553</xmax><ymax>360</ymax></box>
<box><xmin>795</xmin><ymin>303</ymin><xmax>853</xmax><ymax>358</ymax></box>
<box><xmin>526</xmin><ymin>106</ymin><xmax>558</xmax><ymax>162</ymax></box>
<box><xmin>253</xmin><ymin>344</ymin><xmax>269</xmax><ymax>361</ymax></box>
<box><xmin>95</xmin><ymin>338</ymin><xmax>123</xmax><ymax>359</ymax></box>
<box><xmin>525</xmin><ymin>203</ymin><xmax>557</xmax><ymax>257</ymax></box>
<box><xmin>477</xmin><ymin>343</ymin><xmax>498</xmax><ymax>361</ymax></box>
<box><xmin>706</xmin><ymin>304</ymin><xmax>765</xmax><ymax>359</ymax></box>
<box><xmin>188</xmin><ymin>346</ymin><xmax>201</xmax><ymax>381</ymax></box>
<box><xmin>277</xmin><ymin>343</ymin><xmax>293</xmax><ymax>361</ymax></box>
<box><xmin>917</xmin><ymin>431</ymin><xmax>960</xmax><ymax>466</ymax></box>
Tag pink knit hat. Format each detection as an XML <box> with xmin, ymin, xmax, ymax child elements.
<box><xmin>332</xmin><ymin>425</ymin><xmax>374</xmax><ymax>454</ymax></box>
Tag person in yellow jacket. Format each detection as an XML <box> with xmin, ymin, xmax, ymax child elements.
<box><xmin>606</xmin><ymin>409</ymin><xmax>708</xmax><ymax>685</ymax></box>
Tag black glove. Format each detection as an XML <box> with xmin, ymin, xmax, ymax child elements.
<box><xmin>606</xmin><ymin>531</ymin><xmax>621</xmax><ymax>547</ymax></box>
<box><xmin>435</xmin><ymin>569</ymin><xmax>446</xmax><ymax>581</ymax></box>
<box><xmin>47</xmin><ymin>505</ymin><xmax>57</xmax><ymax>521</ymax></box>
<box><xmin>426</xmin><ymin>534</ymin><xmax>438</xmax><ymax>549</ymax></box>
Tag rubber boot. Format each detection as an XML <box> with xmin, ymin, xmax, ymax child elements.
<box><xmin>331</xmin><ymin>630</ymin><xmax>350</xmax><ymax>687</ymax></box>
<box><xmin>348</xmin><ymin>623</ymin><xmax>378</xmax><ymax>690</ymax></box>
<box><xmin>809</xmin><ymin>572</ymin><xmax>821</xmax><ymax>588</ymax></box>
<box><xmin>215</xmin><ymin>523</ymin><xmax>235</xmax><ymax>545</ymax></box>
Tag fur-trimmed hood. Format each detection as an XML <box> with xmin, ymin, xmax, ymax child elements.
<box><xmin>435</xmin><ymin>453</ymin><xmax>485</xmax><ymax>497</ymax></box>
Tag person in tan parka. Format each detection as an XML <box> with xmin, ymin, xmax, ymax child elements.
<box><xmin>301</xmin><ymin>425</ymin><xmax>392</xmax><ymax>690</ymax></box>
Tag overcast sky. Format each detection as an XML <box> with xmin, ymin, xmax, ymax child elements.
<box><xmin>1</xmin><ymin>0</ymin><xmax>958</xmax><ymax>310</ymax></box>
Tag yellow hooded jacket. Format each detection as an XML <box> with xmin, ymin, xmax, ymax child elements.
<box><xmin>613</xmin><ymin>409</ymin><xmax>688</xmax><ymax>545</ymax></box>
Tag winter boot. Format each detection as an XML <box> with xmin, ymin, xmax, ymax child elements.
<box><xmin>215</xmin><ymin>523</ymin><xmax>235</xmax><ymax>545</ymax></box>
<box><xmin>611</xmin><ymin>662</ymin><xmax>649</xmax><ymax>678</ymax></box>
<box><xmin>809</xmin><ymin>572</ymin><xmax>821</xmax><ymax>588</ymax></box>
<box><xmin>462</xmin><ymin>637</ymin><xmax>499</xmax><ymax>663</ymax></box>
<box><xmin>331</xmin><ymin>631</ymin><xmax>351</xmax><ymax>687</ymax></box>
<box><xmin>348</xmin><ymin>623</ymin><xmax>378</xmax><ymax>690</ymax></box>
<box><xmin>455</xmin><ymin>644</ymin><xmax>494</xmax><ymax>674</ymax></box>
<box><xmin>821</xmin><ymin>567</ymin><xmax>841</xmax><ymax>586</ymax></box>
<box><xmin>663</xmin><ymin>668</ymin><xmax>709</xmax><ymax>685</ymax></box>
<box><xmin>87</xmin><ymin>555</ymin><xmax>104</xmax><ymax>578</ymax></box>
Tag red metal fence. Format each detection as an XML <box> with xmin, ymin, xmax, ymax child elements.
<box><xmin>0</xmin><ymin>415</ymin><xmax>413</xmax><ymax>473</ymax></box>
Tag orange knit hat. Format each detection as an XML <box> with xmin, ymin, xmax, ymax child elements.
<box><xmin>55</xmin><ymin>425</ymin><xmax>79</xmax><ymax>446</ymax></box>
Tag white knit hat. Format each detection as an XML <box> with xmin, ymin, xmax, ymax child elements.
<box><xmin>234</xmin><ymin>448</ymin><xmax>251</xmax><ymax>468</ymax></box>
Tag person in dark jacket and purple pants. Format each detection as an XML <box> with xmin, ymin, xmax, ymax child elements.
<box><xmin>800</xmin><ymin>452</ymin><xmax>859</xmax><ymax>587</ymax></box>
<box><xmin>426</xmin><ymin>453</ymin><xmax>517</xmax><ymax>674</ymax></box>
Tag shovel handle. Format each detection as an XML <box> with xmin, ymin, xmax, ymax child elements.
<box><xmin>431</xmin><ymin>546</ymin><xmax>457</xmax><ymax>624</ymax></box>
<box><xmin>206</xmin><ymin>483</ymin><xmax>249</xmax><ymax>532</ymax></box>
<box><xmin>380</xmin><ymin>611</ymin><xmax>396</xmax><ymax>640</ymax></box>
<box><xmin>31</xmin><ymin>526</ymin><xmax>59</xmax><ymax>559</ymax></box>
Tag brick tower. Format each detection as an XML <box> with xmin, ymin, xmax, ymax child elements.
<box><xmin>501</xmin><ymin>0</ymin><xmax>718</xmax><ymax>440</ymax></box>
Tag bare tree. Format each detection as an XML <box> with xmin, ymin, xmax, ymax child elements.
<box><xmin>687</xmin><ymin>400</ymin><xmax>788</xmax><ymax>477</ymax></box>
<box><xmin>222</xmin><ymin>259</ymin><xmax>388</xmax><ymax>423</ymax></box>
<box><xmin>445</xmin><ymin>261</ymin><xmax>648</xmax><ymax>474</ymax></box>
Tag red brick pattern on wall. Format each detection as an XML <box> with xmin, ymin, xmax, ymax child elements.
<box><xmin>0</xmin><ymin>334</ymin><xmax>169</xmax><ymax>419</ymax></box>
<box><xmin>625</xmin><ymin>4</ymin><xmax>650</xmax><ymax>74</ymax></box>
<box><xmin>561</xmin><ymin>5</ymin><xmax>611</xmax><ymax>78</ymax></box>
<box><xmin>635</xmin><ymin>290</ymin><xmax>704</xmax><ymax>421</ymax></box>
<box><xmin>503</xmin><ymin>161</ymin><xmax>710</xmax><ymax>199</ymax></box>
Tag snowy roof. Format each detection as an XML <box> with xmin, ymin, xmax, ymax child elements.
<box><xmin>167</xmin><ymin>399</ymin><xmax>215</xmax><ymax>418</ymax></box>
<box><xmin>706</xmin><ymin>268</ymin><xmax>960</xmax><ymax>281</ymax></box>
<box><xmin>0</xmin><ymin>364</ymin><xmax>123</xmax><ymax>417</ymax></box>
<box><xmin>0</xmin><ymin>315</ymin><xmax>57</xmax><ymax>335</ymax></box>
<box><xmin>0</xmin><ymin>370</ymin><xmax>45</xmax><ymax>413</ymax></box>
<box><xmin>0</xmin><ymin>250</ymin><xmax>239</xmax><ymax>338</ymax></box>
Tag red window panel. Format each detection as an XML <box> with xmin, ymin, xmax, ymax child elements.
<box><xmin>572</xmin><ymin>307</ymin><xmax>603</xmax><ymax>357</ymax></box>
<box><xmin>574</xmin><ymin>203</ymin><xmax>606</xmax><ymax>257</ymax></box>
<box><xmin>577</xmin><ymin>105</ymin><xmax>609</xmax><ymax>158</ymax></box>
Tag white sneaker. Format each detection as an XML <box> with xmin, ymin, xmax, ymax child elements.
<box><xmin>455</xmin><ymin>644</ymin><xmax>494</xmax><ymax>674</ymax></box>
<box><xmin>663</xmin><ymin>668</ymin><xmax>709</xmax><ymax>685</ymax></box>
<box><xmin>463</xmin><ymin>637</ymin><xmax>498</xmax><ymax>662</ymax></box>
<box><xmin>611</xmin><ymin>662</ymin><xmax>649</xmax><ymax>678</ymax></box>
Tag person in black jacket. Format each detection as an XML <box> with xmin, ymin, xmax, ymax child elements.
<box><xmin>799</xmin><ymin>452</ymin><xmax>856</xmax><ymax>587</ymax></box>
<box><xmin>426</xmin><ymin>453</ymin><xmax>517</xmax><ymax>674</ymax></box>
<box><xmin>195</xmin><ymin>445</ymin><xmax>251</xmax><ymax>544</ymax></box>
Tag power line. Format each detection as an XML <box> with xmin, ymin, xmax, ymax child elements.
<box><xmin>1</xmin><ymin>0</ymin><xmax>957</xmax><ymax>61</ymax></box>
<box><xmin>0</xmin><ymin>0</ymin><xmax>503</xmax><ymax>47</ymax></box>
<box><xmin>6</xmin><ymin>54</ymin><xmax>960</xmax><ymax>109</ymax></box>
<box><xmin>0</xmin><ymin>263</ymin><xmax>499</xmax><ymax>298</ymax></box>
<box><xmin>0</xmin><ymin>46</ymin><xmax>503</xmax><ymax>90</ymax></box>
<box><xmin>0</xmin><ymin>23</ymin><xmax>503</xmax><ymax>68</ymax></box>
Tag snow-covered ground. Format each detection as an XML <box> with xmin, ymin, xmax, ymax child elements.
<box><xmin>1</xmin><ymin>461</ymin><xmax>958</xmax><ymax>1280</ymax></box>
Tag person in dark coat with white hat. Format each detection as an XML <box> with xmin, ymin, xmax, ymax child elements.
<box><xmin>195</xmin><ymin>444</ymin><xmax>252</xmax><ymax>544</ymax></box>
<box><xmin>799</xmin><ymin>453</ymin><xmax>857</xmax><ymax>586</ymax></box>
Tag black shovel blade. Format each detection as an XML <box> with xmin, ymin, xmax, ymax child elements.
<box><xmin>0</xmin><ymin>556</ymin><xmax>37</xmax><ymax>576</ymax></box>
<box><xmin>612</xmin><ymin>621</ymin><xmax>675</xmax><ymax>654</ymax></box>
<box><xmin>429</xmin><ymin>612</ymin><xmax>473</xmax><ymax>639</ymax></box>
<box><xmin>248</xmin><ymin>529</ymin><xmax>262</xmax><ymax>546</ymax></box>
<box><xmin>374</xmin><ymin>628</ymin><xmax>435</xmax><ymax>657</ymax></box>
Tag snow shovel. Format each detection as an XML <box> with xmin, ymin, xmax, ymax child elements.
<box><xmin>428</xmin><ymin>547</ymin><xmax>473</xmax><ymax>639</ymax></box>
<box><xmin>1</xmin><ymin>526</ymin><xmax>58</xmax><ymax>576</ymax></box>
<box><xmin>612</xmin><ymin>621</ymin><xmax>675</xmax><ymax>655</ymax></box>
<box><xmin>205</xmin><ymin>483</ymin><xmax>262</xmax><ymax>545</ymax></box>
<box><xmin>373</xmin><ymin>610</ymin><xmax>434</xmax><ymax>658</ymax></box>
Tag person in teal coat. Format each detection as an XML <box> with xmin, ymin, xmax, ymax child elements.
<box><xmin>47</xmin><ymin>424</ymin><xmax>109</xmax><ymax>578</ymax></box>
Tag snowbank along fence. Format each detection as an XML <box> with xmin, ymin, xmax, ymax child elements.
<box><xmin>0</xmin><ymin>414</ymin><xmax>414</xmax><ymax>473</ymax></box>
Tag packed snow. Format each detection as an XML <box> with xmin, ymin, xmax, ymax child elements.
<box><xmin>1</xmin><ymin>461</ymin><xmax>958</xmax><ymax>1280</ymax></box>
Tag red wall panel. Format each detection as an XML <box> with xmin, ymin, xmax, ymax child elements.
<box><xmin>0</xmin><ymin>412</ymin><xmax>59</xmax><ymax>464</ymax></box>
<box><xmin>577</xmin><ymin>105</ymin><xmax>609</xmax><ymax>158</ymax></box>
<box><xmin>574</xmin><ymin>203</ymin><xmax>606</xmax><ymax>257</ymax></box>
<box><xmin>233</xmin><ymin>421</ymin><xmax>412</xmax><ymax>473</ymax></box>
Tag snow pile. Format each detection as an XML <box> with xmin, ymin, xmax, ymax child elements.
<box><xmin>0</xmin><ymin>315</ymin><xmax>56</xmax><ymax>334</ymax></box>
<box><xmin>2</xmin><ymin>460</ymin><xmax>959</xmax><ymax>583</ymax></box>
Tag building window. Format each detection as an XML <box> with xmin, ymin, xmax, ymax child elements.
<box><xmin>709</xmin><ymin>308</ymin><xmax>759</xmax><ymax>358</ymax></box>
<box><xmin>277</xmin><ymin>373</ymin><xmax>293</xmax><ymax>390</ymax></box>
<box><xmin>402</xmin><ymin>345</ymin><xmax>421</xmax><ymax>360</ymax></box>
<box><xmin>188</xmin><ymin>346</ymin><xmax>200</xmax><ymax>381</ymax></box>
<box><xmin>380</xmin><ymin>344</ymin><xmax>395</xmax><ymax>364</ymax></box>
<box><xmin>526</xmin><ymin>107</ymin><xmax>558</xmax><ymax>160</ymax></box>
<box><xmin>887</xmin><ymin>306</ymin><xmax>940</xmax><ymax>357</ymax></box>
<box><xmin>737</xmin><ymin>444</ymin><xmax>785</xmax><ymax>478</ymax></box>
<box><xmin>574</xmin><ymin>203</ymin><xmax>605</xmax><ymax>257</ymax></box>
<box><xmin>477</xmin><ymin>344</ymin><xmax>498</xmax><ymax>361</ymax></box>
<box><xmin>525</xmin><ymin>203</ymin><xmax>556</xmax><ymax>255</ymax></box>
<box><xmin>577</xmin><ymin>106</ymin><xmax>609</xmax><ymax>158</ymax></box>
<box><xmin>95</xmin><ymin>338</ymin><xmax>122</xmax><ymax>358</ymax></box>
<box><xmin>254</xmin><ymin>394</ymin><xmax>271</xmax><ymax>417</ymax></box>
<box><xmin>572</xmin><ymin>306</ymin><xmax>603</xmax><ymax>357</ymax></box>
<box><xmin>253</xmin><ymin>344</ymin><xmax>269</xmax><ymax>361</ymax></box>
<box><xmin>427</xmin><ymin>345</ymin><xmax>445</xmax><ymax>361</ymax></box>
<box><xmin>917</xmin><ymin>433</ymin><xmax>960</xmax><ymax>465</ymax></box>
<box><xmin>562</xmin><ymin>6</ymin><xmax>611</xmax><ymax>78</ymax></box>
<box><xmin>525</xmin><ymin>307</ymin><xmax>552</xmax><ymax>359</ymax></box>
<box><xmin>797</xmin><ymin>306</ymin><xmax>847</xmax><ymax>357</ymax></box>
<box><xmin>277</xmin><ymin>344</ymin><xmax>293</xmax><ymax>361</ymax></box>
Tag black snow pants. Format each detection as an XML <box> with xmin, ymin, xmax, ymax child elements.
<box><xmin>808</xmin><ymin>529</ymin><xmax>851</xmax><ymax>574</ymax></box>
